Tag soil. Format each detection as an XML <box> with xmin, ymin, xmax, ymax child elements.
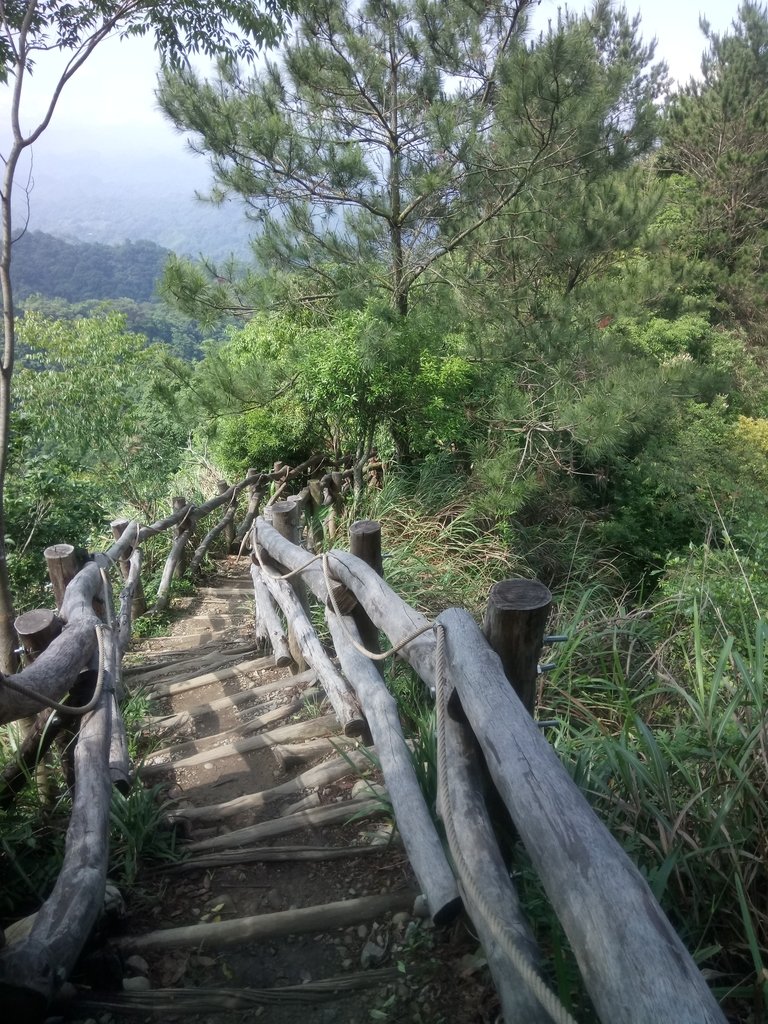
<box><xmin>58</xmin><ymin>558</ymin><xmax>499</xmax><ymax>1024</ymax></box>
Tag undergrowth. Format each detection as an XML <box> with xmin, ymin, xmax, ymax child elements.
<box><xmin>350</xmin><ymin>463</ymin><xmax>767</xmax><ymax>1020</ymax></box>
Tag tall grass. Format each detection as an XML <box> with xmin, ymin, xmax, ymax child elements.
<box><xmin>360</xmin><ymin>458</ymin><xmax>518</xmax><ymax>616</ymax></box>
<box><xmin>352</xmin><ymin>469</ymin><xmax>766</xmax><ymax>1018</ymax></box>
<box><xmin>543</xmin><ymin>596</ymin><xmax>768</xmax><ymax>1016</ymax></box>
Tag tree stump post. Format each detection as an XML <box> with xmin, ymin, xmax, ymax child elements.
<box><xmin>234</xmin><ymin>469</ymin><xmax>264</xmax><ymax>551</ymax></box>
<box><xmin>110</xmin><ymin>519</ymin><xmax>146</xmax><ymax>618</ymax></box>
<box><xmin>172</xmin><ymin>496</ymin><xmax>189</xmax><ymax>578</ymax></box>
<box><xmin>14</xmin><ymin>609</ymin><xmax>63</xmax><ymax>664</ymax></box>
<box><xmin>216</xmin><ymin>480</ymin><xmax>236</xmax><ymax>554</ymax></box>
<box><xmin>43</xmin><ymin>544</ymin><xmax>80</xmax><ymax>611</ymax></box>
<box><xmin>321</xmin><ymin>473</ymin><xmax>344</xmax><ymax>543</ymax></box>
<box><xmin>483</xmin><ymin>579</ymin><xmax>552</xmax><ymax>716</ymax></box>
<box><xmin>271</xmin><ymin>499</ymin><xmax>308</xmax><ymax>671</ymax></box>
<box><xmin>7</xmin><ymin>610</ymin><xmax>69</xmax><ymax>804</ymax></box>
<box><xmin>348</xmin><ymin>520</ymin><xmax>383</xmax><ymax>663</ymax></box>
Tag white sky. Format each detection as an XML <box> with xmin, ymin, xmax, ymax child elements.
<box><xmin>0</xmin><ymin>1</ymin><xmax>743</xmax><ymax>172</ymax></box>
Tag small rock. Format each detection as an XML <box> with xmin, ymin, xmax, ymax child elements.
<box><xmin>166</xmin><ymin>785</ymin><xmax>183</xmax><ymax>800</ymax></box>
<box><xmin>54</xmin><ymin>982</ymin><xmax>78</xmax><ymax>1004</ymax></box>
<box><xmin>205</xmin><ymin>895</ymin><xmax>233</xmax><ymax>913</ymax></box>
<box><xmin>341</xmin><ymin>958</ymin><xmax>353</xmax><ymax>970</ymax></box>
<box><xmin>98</xmin><ymin>1015</ymin><xmax>114</xmax><ymax>1024</ymax></box>
<box><xmin>123</xmin><ymin>976</ymin><xmax>152</xmax><ymax>992</ymax></box>
<box><xmin>103</xmin><ymin>883</ymin><xmax>125</xmax><ymax>918</ymax></box>
<box><xmin>412</xmin><ymin>894</ymin><xmax>429</xmax><ymax>919</ymax></box>
<box><xmin>392</xmin><ymin>912</ymin><xmax>410</xmax><ymax>929</ymax></box>
<box><xmin>357</xmin><ymin>924</ymin><xmax>368</xmax><ymax>939</ymax></box>
<box><xmin>369</xmin><ymin>823</ymin><xmax>395</xmax><ymax>847</ymax></box>
<box><xmin>360</xmin><ymin>941</ymin><xmax>387</xmax><ymax>970</ymax></box>
<box><xmin>124</xmin><ymin>954</ymin><xmax>149</xmax><ymax>976</ymax></box>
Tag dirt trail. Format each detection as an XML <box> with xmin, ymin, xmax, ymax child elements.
<box><xmin>67</xmin><ymin>558</ymin><xmax>496</xmax><ymax>1024</ymax></box>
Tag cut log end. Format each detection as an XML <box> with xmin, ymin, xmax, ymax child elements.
<box><xmin>487</xmin><ymin>579</ymin><xmax>552</xmax><ymax>611</ymax></box>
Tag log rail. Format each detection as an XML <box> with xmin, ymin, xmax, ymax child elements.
<box><xmin>0</xmin><ymin>454</ymin><xmax>727</xmax><ymax>1023</ymax></box>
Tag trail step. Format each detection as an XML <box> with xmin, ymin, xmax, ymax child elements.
<box><xmin>105</xmin><ymin>561</ymin><xmax>425</xmax><ymax>1024</ymax></box>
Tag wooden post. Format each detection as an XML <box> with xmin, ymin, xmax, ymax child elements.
<box><xmin>271</xmin><ymin>499</ymin><xmax>308</xmax><ymax>671</ymax></box>
<box><xmin>438</xmin><ymin>608</ymin><xmax>727</xmax><ymax>1024</ymax></box>
<box><xmin>439</xmin><ymin>710</ymin><xmax>549</xmax><ymax>1021</ymax></box>
<box><xmin>216</xmin><ymin>480</ymin><xmax>236</xmax><ymax>554</ymax></box>
<box><xmin>321</xmin><ymin>473</ymin><xmax>344</xmax><ymax>543</ymax></box>
<box><xmin>348</xmin><ymin>520</ymin><xmax>382</xmax><ymax>661</ymax></box>
<box><xmin>1</xmin><ymin>611</ymin><xmax>67</xmax><ymax>808</ymax></box>
<box><xmin>483</xmin><ymin>579</ymin><xmax>552</xmax><ymax>716</ymax></box>
<box><xmin>14</xmin><ymin>609</ymin><xmax>62</xmax><ymax>664</ymax></box>
<box><xmin>43</xmin><ymin>545</ymin><xmax>80</xmax><ymax>611</ymax></box>
<box><xmin>233</xmin><ymin>469</ymin><xmax>263</xmax><ymax>551</ymax></box>
<box><xmin>171</xmin><ymin>496</ymin><xmax>189</xmax><ymax>578</ymax></box>
<box><xmin>326</xmin><ymin>608</ymin><xmax>460</xmax><ymax>924</ymax></box>
<box><xmin>110</xmin><ymin>519</ymin><xmax>146</xmax><ymax>618</ymax></box>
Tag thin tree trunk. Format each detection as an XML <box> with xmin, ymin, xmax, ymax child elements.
<box><xmin>0</xmin><ymin>137</ymin><xmax>21</xmax><ymax>673</ymax></box>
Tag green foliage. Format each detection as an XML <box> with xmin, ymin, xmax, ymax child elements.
<box><xmin>157</xmin><ymin>0</ymin><xmax>664</xmax><ymax>320</ymax></box>
<box><xmin>659</xmin><ymin>2</ymin><xmax>768</xmax><ymax>342</ymax></box>
<box><xmin>0</xmin><ymin>802</ymin><xmax>68</xmax><ymax>916</ymax></box>
<box><xmin>20</xmin><ymin>290</ymin><xmax>214</xmax><ymax>362</ymax></box>
<box><xmin>12</xmin><ymin>232</ymin><xmax>170</xmax><ymax>305</ymax></box>
<box><xmin>169</xmin><ymin>306</ymin><xmax>481</xmax><ymax>470</ymax></box>
<box><xmin>14</xmin><ymin>311</ymin><xmax>186</xmax><ymax>506</ymax></box>
<box><xmin>109</xmin><ymin>785</ymin><xmax>181</xmax><ymax>887</ymax></box>
<box><xmin>5</xmin><ymin>455</ymin><xmax>105</xmax><ymax>611</ymax></box>
<box><xmin>0</xmin><ymin>1</ymin><xmax>288</xmax><ymax>84</ymax></box>
<box><xmin>542</xmin><ymin>595</ymin><xmax>768</xmax><ymax>1011</ymax></box>
<box><xmin>5</xmin><ymin>310</ymin><xmax>189</xmax><ymax>607</ymax></box>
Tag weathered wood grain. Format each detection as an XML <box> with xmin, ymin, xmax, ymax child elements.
<box><xmin>260</xmin><ymin>571</ymin><xmax>365</xmax><ymax>737</ymax></box>
<box><xmin>116</xmin><ymin>892</ymin><xmax>415</xmax><ymax>953</ymax></box>
<box><xmin>326</xmin><ymin>608</ymin><xmax>460</xmax><ymax>925</ymax></box>
<box><xmin>438</xmin><ymin>607</ymin><xmax>726</xmax><ymax>1024</ymax></box>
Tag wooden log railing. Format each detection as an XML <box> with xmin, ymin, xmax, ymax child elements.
<box><xmin>0</xmin><ymin>454</ymin><xmax>728</xmax><ymax>1024</ymax></box>
<box><xmin>0</xmin><ymin>455</ymin><xmax>341</xmax><ymax>1017</ymax></box>
<box><xmin>250</xmin><ymin>507</ymin><xmax>727</xmax><ymax>1024</ymax></box>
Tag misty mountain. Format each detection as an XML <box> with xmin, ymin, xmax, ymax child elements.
<box><xmin>12</xmin><ymin>231</ymin><xmax>170</xmax><ymax>303</ymax></box>
<box><xmin>15</xmin><ymin>144</ymin><xmax>255</xmax><ymax>261</ymax></box>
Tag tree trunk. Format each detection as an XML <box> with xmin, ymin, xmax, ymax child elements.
<box><xmin>0</xmin><ymin>137</ymin><xmax>22</xmax><ymax>675</ymax></box>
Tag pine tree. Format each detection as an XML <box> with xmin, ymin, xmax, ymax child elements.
<box><xmin>159</xmin><ymin>0</ymin><xmax>549</xmax><ymax>318</ymax></box>
<box><xmin>659</xmin><ymin>2</ymin><xmax>768</xmax><ymax>343</ymax></box>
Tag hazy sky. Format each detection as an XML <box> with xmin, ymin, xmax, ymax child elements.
<box><xmin>0</xmin><ymin>0</ymin><xmax>744</xmax><ymax>183</ymax></box>
<box><xmin>2</xmin><ymin>2</ymin><xmax>741</xmax><ymax>144</ymax></box>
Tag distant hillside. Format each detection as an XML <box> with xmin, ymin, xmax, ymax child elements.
<box><xmin>12</xmin><ymin>232</ymin><xmax>171</xmax><ymax>303</ymax></box>
<box><xmin>17</xmin><ymin>145</ymin><xmax>255</xmax><ymax>261</ymax></box>
<box><xmin>11</xmin><ymin>232</ymin><xmax>220</xmax><ymax>360</ymax></box>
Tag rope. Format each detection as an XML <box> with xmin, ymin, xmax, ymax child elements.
<box><xmin>1</xmin><ymin>624</ymin><xmax>109</xmax><ymax>718</ymax></box>
<box><xmin>433</xmin><ymin>623</ymin><xmax>578</xmax><ymax>1024</ymax></box>
<box><xmin>253</xmin><ymin>543</ymin><xmax>434</xmax><ymax>661</ymax></box>
<box><xmin>100</xmin><ymin>567</ymin><xmax>115</xmax><ymax>629</ymax></box>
